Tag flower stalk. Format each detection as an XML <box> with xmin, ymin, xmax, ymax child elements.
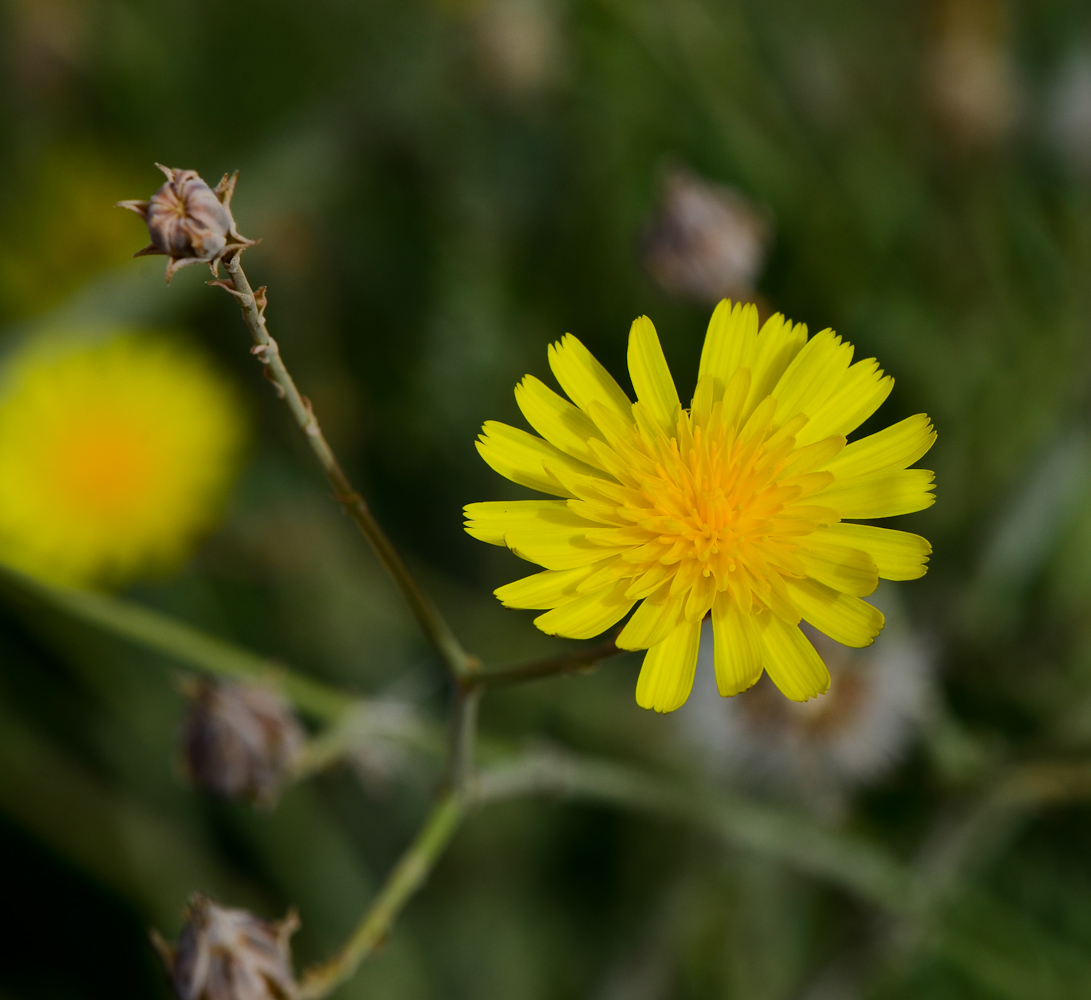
<box><xmin>470</xmin><ymin>635</ymin><xmax>624</xmax><ymax>689</ymax></box>
<box><xmin>297</xmin><ymin>793</ymin><xmax>466</xmax><ymax>1000</ymax></box>
<box><xmin>447</xmin><ymin>686</ymin><xmax>481</xmax><ymax>792</ymax></box>
<box><xmin>216</xmin><ymin>253</ymin><xmax>474</xmax><ymax>681</ymax></box>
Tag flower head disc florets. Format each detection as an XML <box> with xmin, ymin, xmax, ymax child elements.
<box><xmin>466</xmin><ymin>301</ymin><xmax>936</xmax><ymax>712</ymax></box>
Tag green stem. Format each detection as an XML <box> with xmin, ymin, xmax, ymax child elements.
<box><xmin>0</xmin><ymin>564</ymin><xmax>349</xmax><ymax>722</ymax></box>
<box><xmin>298</xmin><ymin>793</ymin><xmax>465</xmax><ymax>999</ymax></box>
<box><xmin>471</xmin><ymin>636</ymin><xmax>624</xmax><ymax>689</ymax></box>
<box><xmin>473</xmin><ymin>749</ymin><xmax>914</xmax><ymax>914</ymax></box>
<box><xmin>294</xmin><ymin>699</ymin><xmax>447</xmax><ymax>780</ymax></box>
<box><xmin>447</xmin><ymin>687</ymin><xmax>481</xmax><ymax>791</ymax></box>
<box><xmin>220</xmin><ymin>254</ymin><xmax>473</xmax><ymax>681</ymax></box>
<box><xmin>915</xmin><ymin>758</ymin><xmax>1091</xmax><ymax>900</ymax></box>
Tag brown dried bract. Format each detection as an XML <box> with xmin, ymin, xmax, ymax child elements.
<box><xmin>181</xmin><ymin>679</ymin><xmax>305</xmax><ymax>808</ymax></box>
<box><xmin>117</xmin><ymin>164</ymin><xmax>256</xmax><ymax>283</ymax></box>
<box><xmin>154</xmin><ymin>893</ymin><xmax>299</xmax><ymax>1000</ymax></box>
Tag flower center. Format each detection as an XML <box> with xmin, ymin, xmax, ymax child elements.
<box><xmin>48</xmin><ymin>413</ymin><xmax>160</xmax><ymax>518</ymax></box>
<box><xmin>611</xmin><ymin>393</ymin><xmax>829</xmax><ymax>617</ymax></box>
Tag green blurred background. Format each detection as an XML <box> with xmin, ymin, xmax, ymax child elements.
<box><xmin>4</xmin><ymin>0</ymin><xmax>1091</xmax><ymax>996</ymax></box>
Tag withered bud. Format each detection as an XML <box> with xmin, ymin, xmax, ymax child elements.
<box><xmin>642</xmin><ymin>167</ymin><xmax>772</xmax><ymax>304</ymax></box>
<box><xmin>181</xmin><ymin>679</ymin><xmax>305</xmax><ymax>807</ymax></box>
<box><xmin>155</xmin><ymin>893</ymin><xmax>299</xmax><ymax>1000</ymax></box>
<box><xmin>117</xmin><ymin>164</ymin><xmax>255</xmax><ymax>283</ymax></box>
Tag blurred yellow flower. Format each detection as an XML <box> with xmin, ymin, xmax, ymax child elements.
<box><xmin>0</xmin><ymin>332</ymin><xmax>245</xmax><ymax>587</ymax></box>
<box><xmin>466</xmin><ymin>301</ymin><xmax>935</xmax><ymax>712</ymax></box>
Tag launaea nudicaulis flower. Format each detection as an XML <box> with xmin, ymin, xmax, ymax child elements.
<box><xmin>117</xmin><ymin>164</ymin><xmax>255</xmax><ymax>282</ymax></box>
<box><xmin>465</xmin><ymin>300</ymin><xmax>935</xmax><ymax>712</ymax></box>
<box><xmin>154</xmin><ymin>893</ymin><xmax>299</xmax><ymax>1000</ymax></box>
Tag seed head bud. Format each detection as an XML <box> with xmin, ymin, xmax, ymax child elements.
<box><xmin>181</xmin><ymin>679</ymin><xmax>305</xmax><ymax>807</ymax></box>
<box><xmin>155</xmin><ymin>893</ymin><xmax>299</xmax><ymax>1000</ymax></box>
<box><xmin>117</xmin><ymin>164</ymin><xmax>255</xmax><ymax>283</ymax></box>
<box><xmin>641</xmin><ymin>167</ymin><xmax>772</xmax><ymax>304</ymax></box>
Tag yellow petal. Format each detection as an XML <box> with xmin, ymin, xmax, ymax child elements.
<box><xmin>784</xmin><ymin>577</ymin><xmax>885</xmax><ymax>647</ymax></box>
<box><xmin>691</xmin><ymin>372</ymin><xmax>716</xmax><ymax>423</ymax></box>
<box><xmin>711</xmin><ymin>592</ymin><xmax>762</xmax><ymax>696</ymax></box>
<box><xmin>810</xmin><ymin>523</ymin><xmax>931</xmax><ymax>580</ymax></box>
<box><xmin>697</xmin><ymin>299</ymin><xmax>759</xmax><ymax>398</ymax></box>
<box><xmin>548</xmin><ymin>334</ymin><xmax>633</xmax><ymax>427</ymax></box>
<box><xmin>814</xmin><ymin>468</ymin><xmax>935</xmax><ymax>518</ymax></box>
<box><xmin>506</xmin><ymin>538</ymin><xmax>610</xmax><ymax>571</ymax></box>
<box><xmin>634</xmin><ymin>619</ymin><xmax>702</xmax><ymax>713</ymax></box>
<box><xmin>627</xmin><ymin>315</ymin><xmax>680</xmax><ymax>434</ymax></box>
<box><xmin>503</xmin><ymin>504</ymin><xmax>609</xmax><ymax>570</ymax></box>
<box><xmin>778</xmin><ymin>435</ymin><xmax>846</xmax><ymax>479</ymax></box>
<box><xmin>476</xmin><ymin>421</ymin><xmax>603</xmax><ymax>497</ymax></box>
<box><xmin>745</xmin><ymin>313</ymin><xmax>808</xmax><ymax>414</ymax></box>
<box><xmin>683</xmin><ymin>571</ymin><xmax>717</xmax><ymax>622</ymax></box>
<box><xmin>616</xmin><ymin>591</ymin><xmax>684</xmax><ymax>649</ymax></box>
<box><xmin>756</xmin><ymin>613</ymin><xmax>830</xmax><ymax>701</ymax></box>
<box><xmin>575</xmin><ymin>556</ymin><xmax>635</xmax><ymax>593</ymax></box>
<box><xmin>794</xmin><ymin>357</ymin><xmax>894</xmax><ymax>447</ymax></box>
<box><xmin>464</xmin><ymin>499</ymin><xmax>572</xmax><ymax>546</ymax></box>
<box><xmin>825</xmin><ymin>413</ymin><xmax>936</xmax><ymax>480</ymax></box>
<box><xmin>515</xmin><ymin>375</ymin><xmax>607</xmax><ymax>468</ymax></box>
<box><xmin>495</xmin><ymin>566</ymin><xmax>593</xmax><ymax>608</ymax></box>
<box><xmin>795</xmin><ymin>535</ymin><xmax>879</xmax><ymax>597</ymax></box>
<box><xmin>771</xmin><ymin>329</ymin><xmax>854</xmax><ymax>422</ymax></box>
<box><xmin>566</xmin><ymin>497</ymin><xmax>627</xmax><ymax>526</ymax></box>
<box><xmin>534</xmin><ymin>579</ymin><xmax>635</xmax><ymax>639</ymax></box>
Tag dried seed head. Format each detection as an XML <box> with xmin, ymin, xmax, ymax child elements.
<box><xmin>181</xmin><ymin>679</ymin><xmax>305</xmax><ymax>807</ymax></box>
<box><xmin>117</xmin><ymin>165</ymin><xmax>255</xmax><ymax>283</ymax></box>
<box><xmin>926</xmin><ymin>0</ymin><xmax>1021</xmax><ymax>149</ymax></box>
<box><xmin>641</xmin><ymin>167</ymin><xmax>772</xmax><ymax>304</ymax></box>
<box><xmin>680</xmin><ymin>591</ymin><xmax>934</xmax><ymax>819</ymax></box>
<box><xmin>155</xmin><ymin>893</ymin><xmax>299</xmax><ymax>1000</ymax></box>
<box><xmin>469</xmin><ymin>0</ymin><xmax>564</xmax><ymax>97</ymax></box>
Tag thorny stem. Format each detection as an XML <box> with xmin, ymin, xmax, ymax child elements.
<box><xmin>470</xmin><ymin>636</ymin><xmax>625</xmax><ymax>690</ymax></box>
<box><xmin>217</xmin><ymin>254</ymin><xmax>474</xmax><ymax>681</ymax></box>
<box><xmin>298</xmin><ymin>793</ymin><xmax>465</xmax><ymax>1000</ymax></box>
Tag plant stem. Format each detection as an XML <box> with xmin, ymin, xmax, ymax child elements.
<box><xmin>0</xmin><ymin>563</ymin><xmax>350</xmax><ymax>722</ymax></box>
<box><xmin>219</xmin><ymin>254</ymin><xmax>473</xmax><ymax>680</ymax></box>
<box><xmin>473</xmin><ymin>749</ymin><xmax>914</xmax><ymax>914</ymax></box>
<box><xmin>294</xmin><ymin>699</ymin><xmax>447</xmax><ymax>780</ymax></box>
<box><xmin>915</xmin><ymin>758</ymin><xmax>1091</xmax><ymax>901</ymax></box>
<box><xmin>298</xmin><ymin>793</ymin><xmax>465</xmax><ymax>999</ymax></box>
<box><xmin>471</xmin><ymin>636</ymin><xmax>625</xmax><ymax>689</ymax></box>
<box><xmin>447</xmin><ymin>686</ymin><xmax>481</xmax><ymax>791</ymax></box>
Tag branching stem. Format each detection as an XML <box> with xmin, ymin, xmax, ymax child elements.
<box><xmin>218</xmin><ymin>254</ymin><xmax>473</xmax><ymax>681</ymax></box>
<box><xmin>469</xmin><ymin>636</ymin><xmax>624</xmax><ymax>690</ymax></box>
<box><xmin>298</xmin><ymin>793</ymin><xmax>465</xmax><ymax>999</ymax></box>
<box><xmin>447</xmin><ymin>686</ymin><xmax>481</xmax><ymax>791</ymax></box>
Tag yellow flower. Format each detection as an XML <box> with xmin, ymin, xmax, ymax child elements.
<box><xmin>465</xmin><ymin>301</ymin><xmax>935</xmax><ymax>712</ymax></box>
<box><xmin>0</xmin><ymin>331</ymin><xmax>245</xmax><ymax>587</ymax></box>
